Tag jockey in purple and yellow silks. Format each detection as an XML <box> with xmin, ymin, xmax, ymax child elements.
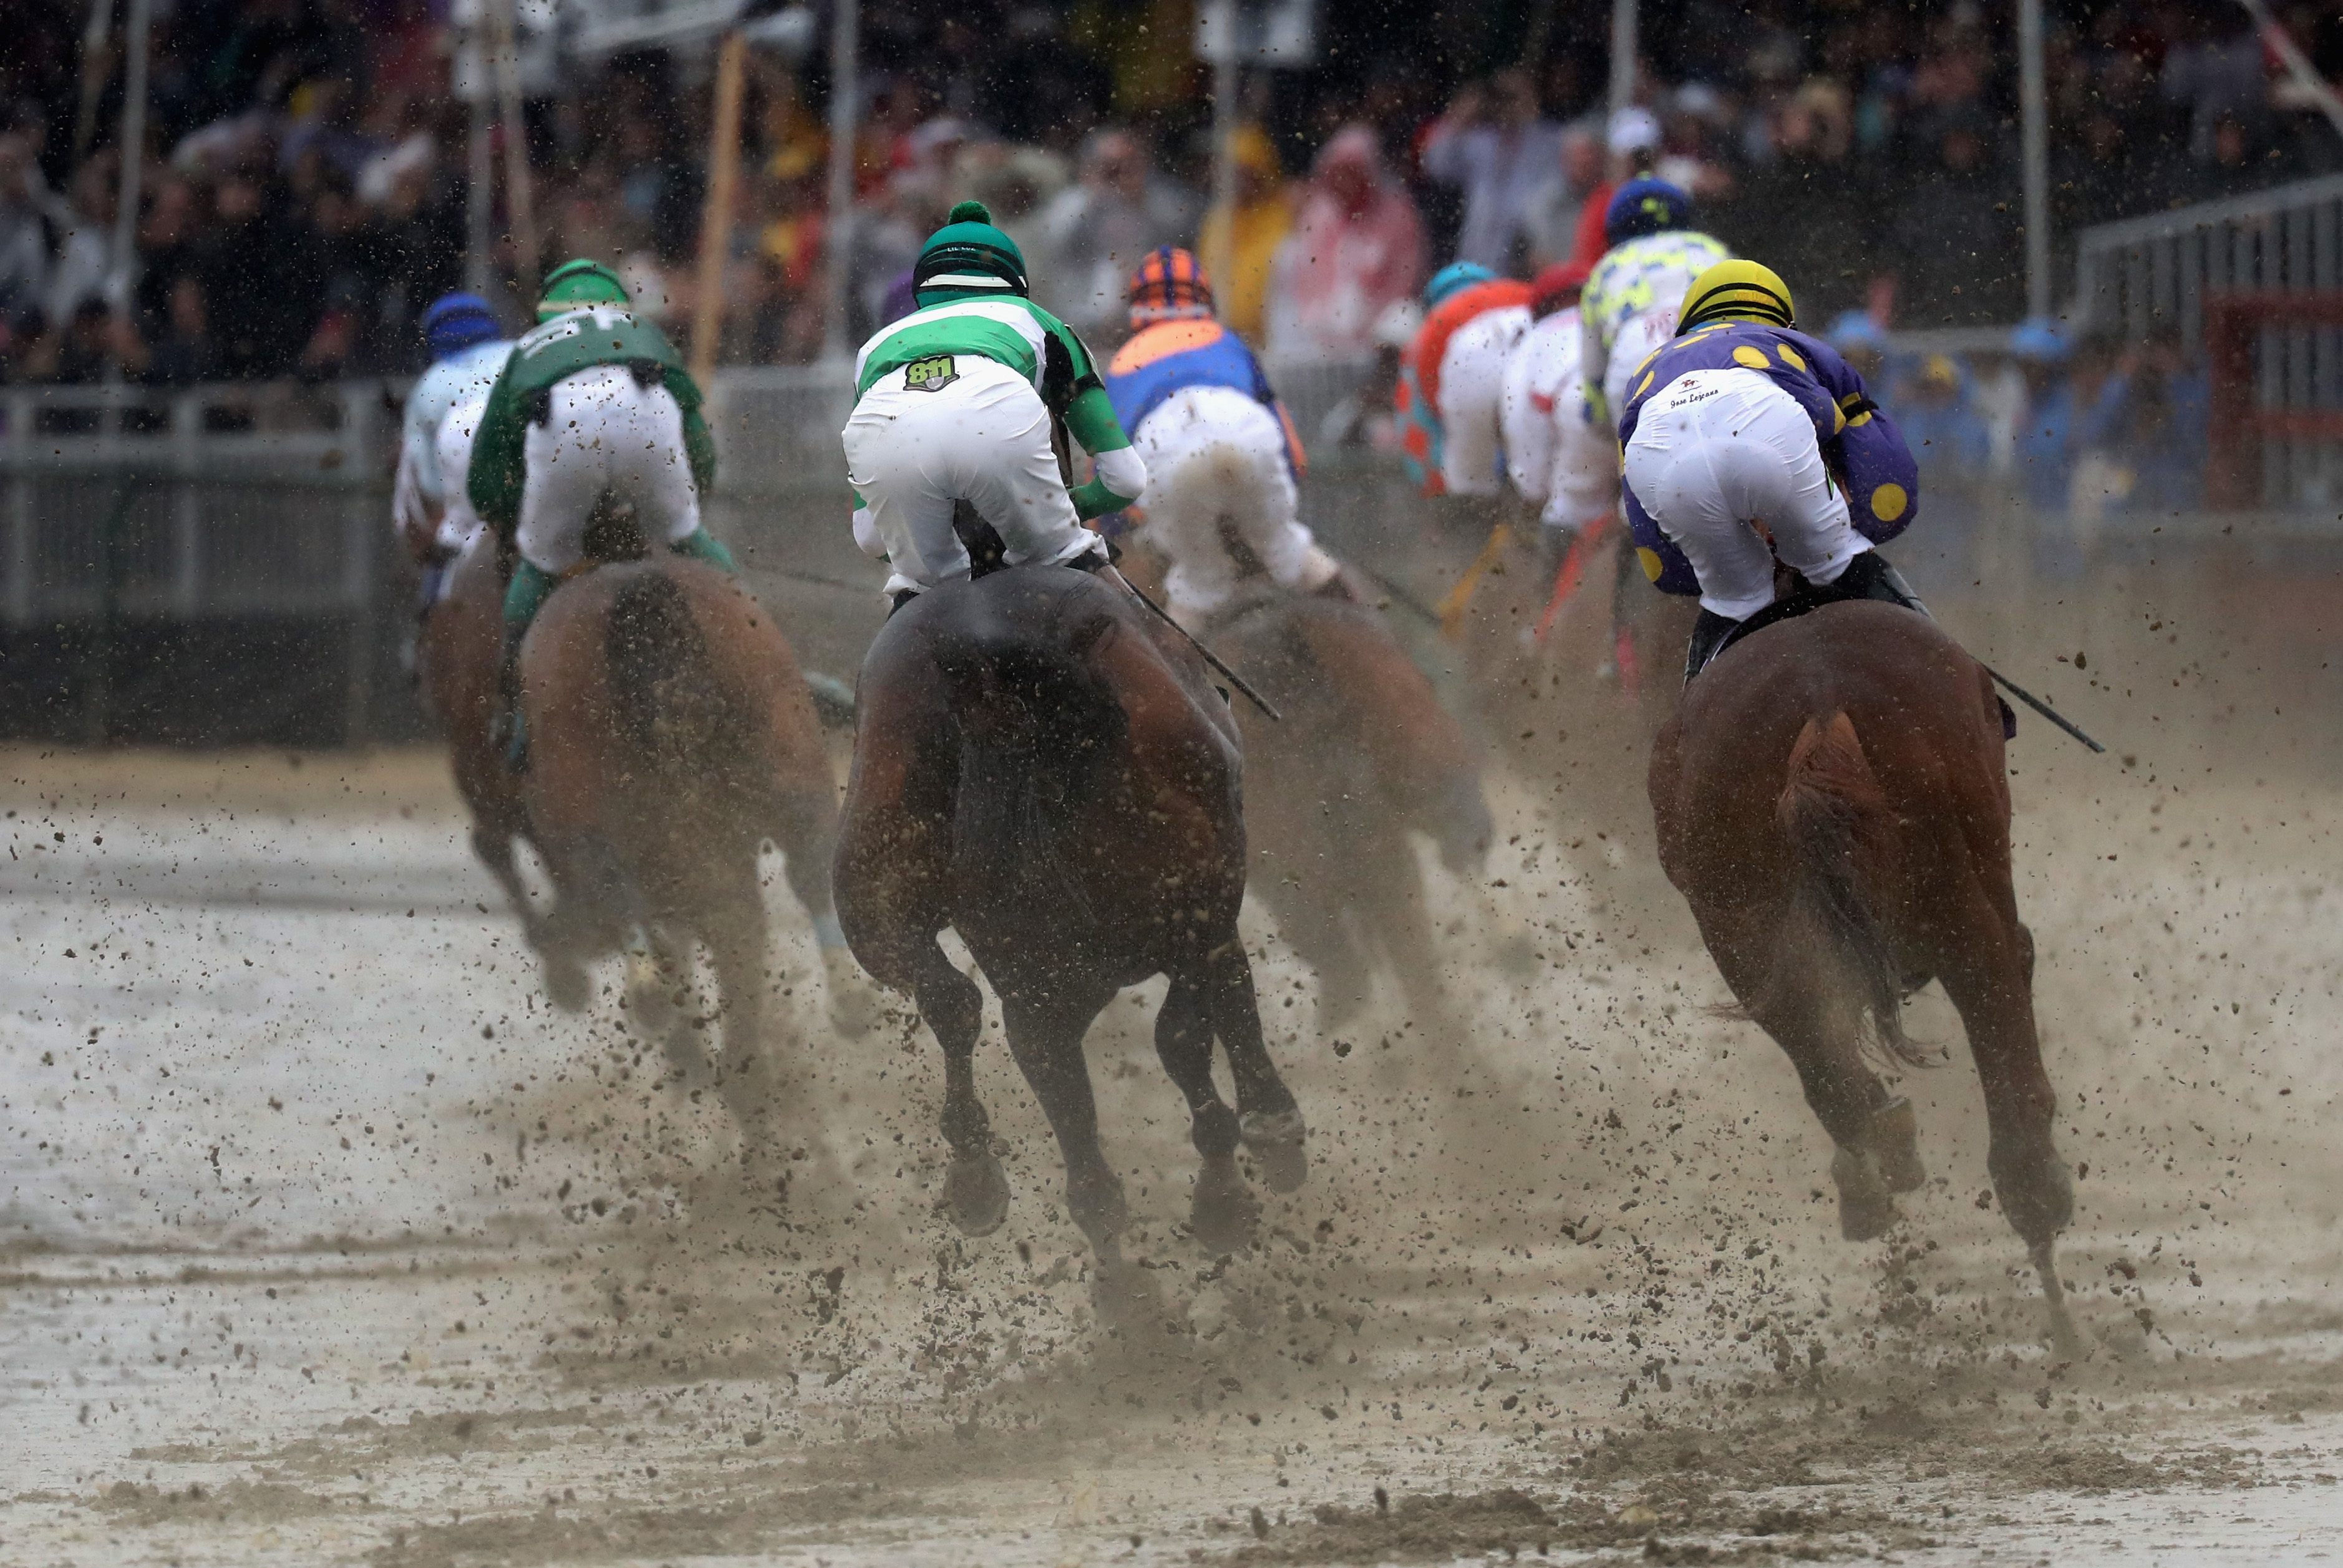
<box><xmin>1104</xmin><ymin>246</ymin><xmax>1344</xmax><ymax>628</ymax></box>
<box><xmin>1616</xmin><ymin>259</ymin><xmax>1925</xmax><ymax>683</ymax></box>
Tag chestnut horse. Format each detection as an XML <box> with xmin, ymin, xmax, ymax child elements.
<box><xmin>1647</xmin><ymin>601</ymin><xmax>2077</xmax><ymax>1352</ymax></box>
<box><xmin>833</xmin><ymin>563</ymin><xmax>1309</xmax><ymax>1263</ymax></box>
<box><xmin>416</xmin><ymin>533</ymin><xmax>566</xmax><ymax>985</ymax></box>
<box><xmin>517</xmin><ymin>555</ymin><xmax>865</xmax><ymax>1154</ymax></box>
<box><xmin>1206</xmin><ymin>587</ymin><xmax>1491</xmax><ymax>1027</ymax></box>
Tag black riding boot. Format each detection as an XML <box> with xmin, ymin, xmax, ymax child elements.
<box><xmin>1828</xmin><ymin>550</ymin><xmax>1929</xmax><ymax>617</ymax></box>
<box><xmin>1684</xmin><ymin>607</ymin><xmax>1740</xmax><ymax>685</ymax></box>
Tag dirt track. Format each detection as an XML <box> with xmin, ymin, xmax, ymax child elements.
<box><xmin>6</xmin><ymin>541</ymin><xmax>2343</xmax><ymax>1566</ymax></box>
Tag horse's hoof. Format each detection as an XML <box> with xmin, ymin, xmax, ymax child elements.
<box><xmin>942</xmin><ymin>1154</ymin><xmax>1011</xmax><ymax>1237</ymax></box>
<box><xmin>543</xmin><ymin>954</ymin><xmax>590</xmax><ymax>1014</ymax></box>
<box><xmin>1190</xmin><ymin>1160</ymin><xmax>1258</xmax><ymax>1254</ymax></box>
<box><xmin>820</xmin><ymin>949</ymin><xmax>883</xmax><ymax>1038</ymax></box>
<box><xmin>1239</xmin><ymin>1110</ymin><xmax>1308</xmax><ymax>1193</ymax></box>
<box><xmin>1871</xmin><ymin>1097</ymin><xmax>1926</xmax><ymax>1194</ymax></box>
<box><xmin>1830</xmin><ymin>1146</ymin><xmax>1898</xmax><ymax>1242</ymax></box>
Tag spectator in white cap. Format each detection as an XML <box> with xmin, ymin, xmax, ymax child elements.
<box><xmin>1564</xmin><ymin>105</ymin><xmax>1662</xmax><ymax>269</ymax></box>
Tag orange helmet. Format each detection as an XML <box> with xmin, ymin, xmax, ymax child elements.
<box><xmin>1127</xmin><ymin>246</ymin><xmax>1216</xmax><ymax>328</ymax></box>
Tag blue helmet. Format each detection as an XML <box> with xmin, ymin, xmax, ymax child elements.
<box><xmin>1603</xmin><ymin>178</ymin><xmax>1692</xmax><ymax>246</ymax></box>
<box><xmin>420</xmin><ymin>293</ymin><xmax>501</xmax><ymax>361</ymax></box>
<box><xmin>1424</xmin><ymin>261</ymin><xmax>1496</xmax><ymax>311</ymax></box>
<box><xmin>2009</xmin><ymin>316</ymin><xmax>2070</xmax><ymax>363</ymax></box>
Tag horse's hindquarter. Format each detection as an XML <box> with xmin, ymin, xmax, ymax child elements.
<box><xmin>1655</xmin><ymin>604</ymin><xmax>2009</xmax><ymax>921</ymax></box>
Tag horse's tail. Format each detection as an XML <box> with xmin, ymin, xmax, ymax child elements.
<box><xmin>1776</xmin><ymin>710</ymin><xmax>1927</xmax><ymax>1070</ymax></box>
<box><xmin>605</xmin><ymin>568</ymin><xmax>744</xmax><ymax>790</ymax></box>
<box><xmin>932</xmin><ymin>612</ymin><xmax>1127</xmax><ymax>912</ymax></box>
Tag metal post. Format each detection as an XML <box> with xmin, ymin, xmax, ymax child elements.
<box><xmin>106</xmin><ymin>0</ymin><xmax>150</xmax><ymax>389</ymax></box>
<box><xmin>1609</xmin><ymin>0</ymin><xmax>1637</xmax><ymax>119</ymax></box>
<box><xmin>2019</xmin><ymin>0</ymin><xmax>2050</xmax><ymax>319</ymax></box>
<box><xmin>467</xmin><ymin>92</ymin><xmax>493</xmax><ymax>294</ymax></box>
<box><xmin>73</xmin><ymin>0</ymin><xmax>112</xmax><ymax>166</ymax></box>
<box><xmin>822</xmin><ymin>0</ymin><xmax>859</xmax><ymax>361</ymax></box>
<box><xmin>488</xmin><ymin>0</ymin><xmax>539</xmax><ymax>304</ymax></box>
<box><xmin>1206</xmin><ymin>45</ymin><xmax>1238</xmax><ymax>306</ymax></box>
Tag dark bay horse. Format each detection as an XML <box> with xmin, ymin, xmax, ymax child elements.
<box><xmin>1206</xmin><ymin>588</ymin><xmax>1491</xmax><ymax>1027</ymax></box>
<box><xmin>1647</xmin><ymin>601</ymin><xmax>2078</xmax><ymax>1352</ymax></box>
<box><xmin>518</xmin><ymin>556</ymin><xmax>864</xmax><ymax>1153</ymax></box>
<box><xmin>833</xmin><ymin>564</ymin><xmax>1309</xmax><ymax>1262</ymax></box>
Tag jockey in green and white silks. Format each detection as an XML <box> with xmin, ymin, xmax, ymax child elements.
<box><xmin>843</xmin><ymin>200</ymin><xmax>1147</xmax><ymax>599</ymax></box>
<box><xmin>465</xmin><ymin>258</ymin><xmax>739</xmax><ymax>767</ymax></box>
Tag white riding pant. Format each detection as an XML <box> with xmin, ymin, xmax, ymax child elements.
<box><xmin>516</xmin><ymin>364</ymin><xmax>702</xmax><ymax>574</ymax></box>
<box><xmin>1130</xmin><ymin>385</ymin><xmax>1334</xmax><ymax>624</ymax></box>
<box><xmin>1501</xmin><ymin>309</ymin><xmax>1616</xmax><ymax>530</ymax></box>
<box><xmin>432</xmin><ymin>392</ymin><xmax>490</xmax><ymax>560</ymax></box>
<box><xmin>1437</xmin><ymin>304</ymin><xmax>1531</xmax><ymax>497</ymax></box>
<box><xmin>843</xmin><ymin>353</ymin><xmax>1102</xmax><ymax>598</ymax></box>
<box><xmin>1623</xmin><ymin>367</ymin><xmax>1861</xmax><ymax>620</ymax></box>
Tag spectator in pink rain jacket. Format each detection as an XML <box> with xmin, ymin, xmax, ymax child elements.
<box><xmin>1264</xmin><ymin>126</ymin><xmax>1427</xmax><ymax>360</ymax></box>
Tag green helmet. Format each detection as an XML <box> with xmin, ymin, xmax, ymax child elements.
<box><xmin>913</xmin><ymin>201</ymin><xmax>1029</xmax><ymax>299</ymax></box>
<box><xmin>536</xmin><ymin>258</ymin><xmax>630</xmax><ymax>322</ymax></box>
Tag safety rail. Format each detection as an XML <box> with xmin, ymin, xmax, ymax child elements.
<box><xmin>2074</xmin><ymin>173</ymin><xmax>2343</xmax><ymax>351</ymax></box>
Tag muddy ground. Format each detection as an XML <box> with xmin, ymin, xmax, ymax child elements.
<box><xmin>5</xmin><ymin>530</ymin><xmax>2343</xmax><ymax>1566</ymax></box>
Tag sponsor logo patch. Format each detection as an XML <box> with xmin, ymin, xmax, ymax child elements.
<box><xmin>903</xmin><ymin>354</ymin><xmax>958</xmax><ymax>392</ymax></box>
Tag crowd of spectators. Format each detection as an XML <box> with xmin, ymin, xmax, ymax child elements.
<box><xmin>0</xmin><ymin>0</ymin><xmax>2321</xmax><ymax>515</ymax></box>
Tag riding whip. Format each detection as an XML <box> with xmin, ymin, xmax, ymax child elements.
<box><xmin>1111</xmin><ymin>571</ymin><xmax>1283</xmax><ymax>722</ymax></box>
<box><xmin>1981</xmin><ymin>663</ymin><xmax>2106</xmax><ymax>754</ymax></box>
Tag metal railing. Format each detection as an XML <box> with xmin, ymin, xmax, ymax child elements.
<box><xmin>2074</xmin><ymin>172</ymin><xmax>2343</xmax><ymax>350</ymax></box>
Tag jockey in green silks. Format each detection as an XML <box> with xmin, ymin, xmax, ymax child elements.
<box><xmin>466</xmin><ymin>259</ymin><xmax>737</xmax><ymax>770</ymax></box>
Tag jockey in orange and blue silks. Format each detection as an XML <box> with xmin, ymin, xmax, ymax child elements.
<box><xmin>1102</xmin><ymin>246</ymin><xmax>1344</xmax><ymax>627</ymax></box>
<box><xmin>1615</xmin><ymin>259</ymin><xmax>1926</xmax><ymax>683</ymax></box>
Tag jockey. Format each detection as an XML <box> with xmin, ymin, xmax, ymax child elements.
<box><xmin>392</xmin><ymin>292</ymin><xmax>511</xmax><ymax>607</ymax></box>
<box><xmin>467</xmin><ymin>258</ymin><xmax>736</xmax><ymax>768</ymax></box>
<box><xmin>842</xmin><ymin>200</ymin><xmax>1145</xmax><ymax>601</ymax></box>
<box><xmin>1616</xmin><ymin>259</ymin><xmax>1925</xmax><ymax>682</ymax></box>
<box><xmin>1498</xmin><ymin>260</ymin><xmax>1615</xmax><ymax>535</ymax></box>
<box><xmin>1395</xmin><ymin>262</ymin><xmax>1535</xmax><ymax>498</ymax></box>
<box><xmin>1579</xmin><ymin>178</ymin><xmax>1730</xmax><ymax>426</ymax></box>
<box><xmin>1101</xmin><ymin>246</ymin><xmax>1342</xmax><ymax>628</ymax></box>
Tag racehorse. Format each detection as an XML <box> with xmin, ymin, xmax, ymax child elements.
<box><xmin>416</xmin><ymin>531</ymin><xmax>560</xmax><ymax>978</ymax></box>
<box><xmin>833</xmin><ymin>561</ymin><xmax>1309</xmax><ymax>1264</ymax></box>
<box><xmin>1206</xmin><ymin>586</ymin><xmax>1491</xmax><ymax>1028</ymax></box>
<box><xmin>516</xmin><ymin>543</ymin><xmax>866</xmax><ymax>1159</ymax></box>
<box><xmin>1647</xmin><ymin>599</ymin><xmax>2079</xmax><ymax>1353</ymax></box>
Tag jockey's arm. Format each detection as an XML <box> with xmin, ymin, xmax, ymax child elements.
<box><xmin>466</xmin><ymin>363</ymin><xmax>527</xmax><ymax>538</ymax></box>
<box><xmin>662</xmin><ymin>366</ymin><xmax>720</xmax><ymax>496</ymax></box>
<box><xmin>1062</xmin><ymin>382</ymin><xmax>1148</xmax><ymax>521</ymax></box>
<box><xmin>1807</xmin><ymin>342</ymin><xmax>1921</xmax><ymax>543</ymax></box>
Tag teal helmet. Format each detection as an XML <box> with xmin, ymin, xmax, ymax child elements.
<box><xmin>536</xmin><ymin>258</ymin><xmax>630</xmax><ymax>322</ymax></box>
<box><xmin>913</xmin><ymin>200</ymin><xmax>1029</xmax><ymax>298</ymax></box>
<box><xmin>1424</xmin><ymin>261</ymin><xmax>1495</xmax><ymax>311</ymax></box>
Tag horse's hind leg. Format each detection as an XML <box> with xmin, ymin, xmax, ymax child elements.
<box><xmin>1203</xmin><ymin>934</ymin><xmax>1307</xmax><ymax>1193</ymax></box>
<box><xmin>997</xmin><ymin>985</ymin><xmax>1126</xmax><ymax>1259</ymax></box>
<box><xmin>915</xmin><ymin>941</ymin><xmax>1009</xmax><ymax>1237</ymax></box>
<box><xmin>703</xmin><ymin>862</ymin><xmax>782</xmax><ymax>1165</ymax></box>
<box><xmin>772</xmin><ymin>790</ymin><xmax>881</xmax><ymax>1038</ymax></box>
<box><xmin>1739</xmin><ymin>957</ymin><xmax>1902</xmax><ymax>1242</ymax></box>
<box><xmin>1938</xmin><ymin>905</ymin><xmax>2070</xmax><ymax>1251</ymax></box>
<box><xmin>1155</xmin><ymin>967</ymin><xmax>1253</xmax><ymax>1253</ymax></box>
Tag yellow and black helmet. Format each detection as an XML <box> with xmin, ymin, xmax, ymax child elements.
<box><xmin>1677</xmin><ymin>259</ymin><xmax>1797</xmax><ymax>333</ymax></box>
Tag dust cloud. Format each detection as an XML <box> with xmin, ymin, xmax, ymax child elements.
<box><xmin>4</xmin><ymin>536</ymin><xmax>2343</xmax><ymax>1567</ymax></box>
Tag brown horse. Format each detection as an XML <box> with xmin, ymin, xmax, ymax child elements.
<box><xmin>833</xmin><ymin>563</ymin><xmax>1309</xmax><ymax>1263</ymax></box>
<box><xmin>1647</xmin><ymin>601</ymin><xmax>2078</xmax><ymax>1352</ymax></box>
<box><xmin>518</xmin><ymin>555</ymin><xmax>866</xmax><ymax>1151</ymax></box>
<box><xmin>415</xmin><ymin>532</ymin><xmax>568</xmax><ymax>987</ymax></box>
<box><xmin>1206</xmin><ymin>587</ymin><xmax>1491</xmax><ymax>1027</ymax></box>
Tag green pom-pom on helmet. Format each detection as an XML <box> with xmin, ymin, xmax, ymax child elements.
<box><xmin>914</xmin><ymin>199</ymin><xmax>1029</xmax><ymax>298</ymax></box>
<box><xmin>536</xmin><ymin>258</ymin><xmax>631</xmax><ymax>322</ymax></box>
